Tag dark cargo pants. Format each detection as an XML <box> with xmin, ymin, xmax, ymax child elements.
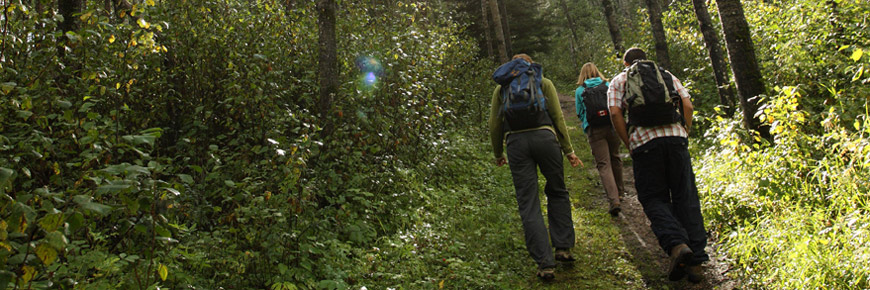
<box><xmin>506</xmin><ymin>130</ymin><xmax>575</xmax><ymax>269</ymax></box>
<box><xmin>631</xmin><ymin>137</ymin><xmax>709</xmax><ymax>265</ymax></box>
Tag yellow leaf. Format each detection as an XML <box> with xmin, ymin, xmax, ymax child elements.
<box><xmin>158</xmin><ymin>263</ymin><xmax>168</xmax><ymax>281</ymax></box>
<box><xmin>439</xmin><ymin>280</ymin><xmax>444</xmax><ymax>289</ymax></box>
<box><xmin>852</xmin><ymin>48</ymin><xmax>864</xmax><ymax>62</ymax></box>
<box><xmin>21</xmin><ymin>265</ymin><xmax>36</xmax><ymax>283</ymax></box>
<box><xmin>146</xmin><ymin>0</ymin><xmax>156</xmax><ymax>5</ymax></box>
<box><xmin>79</xmin><ymin>11</ymin><xmax>92</xmax><ymax>21</ymax></box>
<box><xmin>137</xmin><ymin>18</ymin><xmax>150</xmax><ymax>29</ymax></box>
<box><xmin>36</xmin><ymin>244</ymin><xmax>58</xmax><ymax>265</ymax></box>
<box><xmin>109</xmin><ymin>35</ymin><xmax>115</xmax><ymax>43</ymax></box>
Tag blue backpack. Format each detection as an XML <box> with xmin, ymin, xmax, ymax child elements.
<box><xmin>492</xmin><ymin>59</ymin><xmax>551</xmax><ymax>131</ymax></box>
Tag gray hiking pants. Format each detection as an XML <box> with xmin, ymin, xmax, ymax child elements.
<box><xmin>506</xmin><ymin>129</ymin><xmax>575</xmax><ymax>269</ymax></box>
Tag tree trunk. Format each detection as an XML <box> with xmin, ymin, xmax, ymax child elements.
<box><xmin>488</xmin><ymin>0</ymin><xmax>508</xmax><ymax>63</ymax></box>
<box><xmin>558</xmin><ymin>0</ymin><xmax>580</xmax><ymax>66</ymax></box>
<box><xmin>644</xmin><ymin>0</ymin><xmax>670</xmax><ymax>69</ymax></box>
<box><xmin>481</xmin><ymin>0</ymin><xmax>494</xmax><ymax>61</ymax></box>
<box><xmin>316</xmin><ymin>0</ymin><xmax>338</xmax><ymax>124</ymax></box>
<box><xmin>497</xmin><ymin>0</ymin><xmax>512</xmax><ymax>57</ymax></box>
<box><xmin>104</xmin><ymin>0</ymin><xmax>113</xmax><ymax>17</ymax></box>
<box><xmin>716</xmin><ymin>0</ymin><xmax>770</xmax><ymax>140</ymax></box>
<box><xmin>601</xmin><ymin>0</ymin><xmax>624</xmax><ymax>56</ymax></box>
<box><xmin>692</xmin><ymin>0</ymin><xmax>735</xmax><ymax>114</ymax></box>
<box><xmin>58</xmin><ymin>0</ymin><xmax>82</xmax><ymax>33</ymax></box>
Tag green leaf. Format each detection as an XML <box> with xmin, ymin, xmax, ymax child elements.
<box><xmin>57</xmin><ymin>100</ymin><xmax>72</xmax><ymax>109</ymax></box>
<box><xmin>224</xmin><ymin>180</ymin><xmax>236</xmax><ymax>187</ymax></box>
<box><xmin>0</xmin><ymin>167</ymin><xmax>13</xmax><ymax>188</ymax></box>
<box><xmin>44</xmin><ymin>231</ymin><xmax>68</xmax><ymax>250</ymax></box>
<box><xmin>15</xmin><ymin>110</ymin><xmax>31</xmax><ymax>120</ymax></box>
<box><xmin>158</xmin><ymin>264</ymin><xmax>168</xmax><ymax>281</ymax></box>
<box><xmin>73</xmin><ymin>195</ymin><xmax>113</xmax><ymax>216</ymax></box>
<box><xmin>154</xmin><ymin>225</ymin><xmax>171</xmax><ymax>237</ymax></box>
<box><xmin>0</xmin><ymin>270</ymin><xmax>13</xmax><ymax>290</ymax></box>
<box><xmin>165</xmin><ymin>188</ymin><xmax>181</xmax><ymax>196</ymax></box>
<box><xmin>0</xmin><ymin>82</ymin><xmax>15</xmax><ymax>95</ymax></box>
<box><xmin>38</xmin><ymin>212</ymin><xmax>64</xmax><ymax>232</ymax></box>
<box><xmin>177</xmin><ymin>174</ymin><xmax>193</xmax><ymax>184</ymax></box>
<box><xmin>96</xmin><ymin>183</ymin><xmax>133</xmax><ymax>194</ymax></box>
<box><xmin>35</xmin><ymin>244</ymin><xmax>58</xmax><ymax>265</ymax></box>
<box><xmin>67</xmin><ymin>212</ymin><xmax>84</xmax><ymax>232</ymax></box>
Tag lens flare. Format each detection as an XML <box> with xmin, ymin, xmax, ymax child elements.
<box><xmin>355</xmin><ymin>55</ymin><xmax>384</xmax><ymax>91</ymax></box>
<box><xmin>364</xmin><ymin>72</ymin><xmax>377</xmax><ymax>86</ymax></box>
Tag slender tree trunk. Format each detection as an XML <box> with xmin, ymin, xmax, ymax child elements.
<box><xmin>316</xmin><ymin>0</ymin><xmax>338</xmax><ymax>128</ymax></box>
<box><xmin>104</xmin><ymin>0</ymin><xmax>113</xmax><ymax>17</ymax></box>
<box><xmin>58</xmin><ymin>0</ymin><xmax>82</xmax><ymax>33</ymax></box>
<box><xmin>601</xmin><ymin>0</ymin><xmax>624</xmax><ymax>56</ymax></box>
<box><xmin>558</xmin><ymin>0</ymin><xmax>580</xmax><ymax>66</ymax></box>
<box><xmin>644</xmin><ymin>0</ymin><xmax>670</xmax><ymax>69</ymax></box>
<box><xmin>692</xmin><ymin>0</ymin><xmax>735</xmax><ymax>114</ymax></box>
<box><xmin>35</xmin><ymin>0</ymin><xmax>45</xmax><ymax>15</ymax></box>
<box><xmin>481</xmin><ymin>0</ymin><xmax>494</xmax><ymax>61</ymax></box>
<box><xmin>716</xmin><ymin>0</ymin><xmax>770</xmax><ymax>140</ymax></box>
<box><xmin>497</xmin><ymin>0</ymin><xmax>512</xmax><ymax>57</ymax></box>
<box><xmin>489</xmin><ymin>0</ymin><xmax>508</xmax><ymax>63</ymax></box>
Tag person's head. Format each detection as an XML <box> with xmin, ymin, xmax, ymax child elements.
<box><xmin>512</xmin><ymin>53</ymin><xmax>533</xmax><ymax>63</ymax></box>
<box><xmin>576</xmin><ymin>62</ymin><xmax>609</xmax><ymax>84</ymax></box>
<box><xmin>622</xmin><ymin>47</ymin><xmax>647</xmax><ymax>66</ymax></box>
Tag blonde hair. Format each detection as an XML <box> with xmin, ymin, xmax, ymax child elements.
<box><xmin>576</xmin><ymin>62</ymin><xmax>609</xmax><ymax>85</ymax></box>
<box><xmin>512</xmin><ymin>53</ymin><xmax>533</xmax><ymax>63</ymax></box>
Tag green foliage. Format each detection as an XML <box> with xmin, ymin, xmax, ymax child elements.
<box><xmin>697</xmin><ymin>19</ymin><xmax>870</xmax><ymax>286</ymax></box>
<box><xmin>1</xmin><ymin>0</ymin><xmax>492</xmax><ymax>288</ymax></box>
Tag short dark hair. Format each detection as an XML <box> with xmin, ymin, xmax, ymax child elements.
<box><xmin>623</xmin><ymin>48</ymin><xmax>647</xmax><ymax>64</ymax></box>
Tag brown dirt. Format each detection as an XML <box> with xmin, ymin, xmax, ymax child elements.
<box><xmin>559</xmin><ymin>94</ymin><xmax>741</xmax><ymax>289</ymax></box>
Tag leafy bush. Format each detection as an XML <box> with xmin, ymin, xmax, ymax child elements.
<box><xmin>1</xmin><ymin>0</ymin><xmax>492</xmax><ymax>288</ymax></box>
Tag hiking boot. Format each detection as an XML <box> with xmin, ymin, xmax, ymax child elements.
<box><xmin>687</xmin><ymin>264</ymin><xmax>704</xmax><ymax>283</ymax></box>
<box><xmin>536</xmin><ymin>267</ymin><xmax>555</xmax><ymax>281</ymax></box>
<box><xmin>668</xmin><ymin>244</ymin><xmax>693</xmax><ymax>281</ymax></box>
<box><xmin>608</xmin><ymin>202</ymin><xmax>621</xmax><ymax>217</ymax></box>
<box><xmin>554</xmin><ymin>248</ymin><xmax>576</xmax><ymax>262</ymax></box>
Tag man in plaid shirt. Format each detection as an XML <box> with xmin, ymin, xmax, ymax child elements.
<box><xmin>608</xmin><ymin>48</ymin><xmax>709</xmax><ymax>283</ymax></box>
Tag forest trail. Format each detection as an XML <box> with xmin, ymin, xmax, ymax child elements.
<box><xmin>531</xmin><ymin>94</ymin><xmax>740</xmax><ymax>289</ymax></box>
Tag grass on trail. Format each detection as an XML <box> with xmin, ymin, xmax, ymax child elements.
<box><xmin>515</xmin><ymin>122</ymin><xmax>647</xmax><ymax>289</ymax></box>
<box><xmin>355</xmin><ymin>123</ymin><xmax>656</xmax><ymax>289</ymax></box>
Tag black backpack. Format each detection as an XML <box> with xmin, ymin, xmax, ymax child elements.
<box><xmin>623</xmin><ymin>60</ymin><xmax>683</xmax><ymax>127</ymax></box>
<box><xmin>581</xmin><ymin>82</ymin><xmax>611</xmax><ymax>127</ymax></box>
<box><xmin>492</xmin><ymin>59</ymin><xmax>552</xmax><ymax>131</ymax></box>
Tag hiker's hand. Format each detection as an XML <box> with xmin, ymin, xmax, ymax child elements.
<box><xmin>567</xmin><ymin>153</ymin><xmax>583</xmax><ymax>168</ymax></box>
<box><xmin>496</xmin><ymin>156</ymin><xmax>507</xmax><ymax>167</ymax></box>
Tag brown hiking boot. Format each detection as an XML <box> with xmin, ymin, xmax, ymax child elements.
<box><xmin>668</xmin><ymin>244</ymin><xmax>693</xmax><ymax>281</ymax></box>
<box><xmin>554</xmin><ymin>248</ymin><xmax>576</xmax><ymax>262</ymax></box>
<box><xmin>687</xmin><ymin>264</ymin><xmax>704</xmax><ymax>283</ymax></box>
<box><xmin>536</xmin><ymin>267</ymin><xmax>555</xmax><ymax>281</ymax></box>
<box><xmin>608</xmin><ymin>202</ymin><xmax>621</xmax><ymax>217</ymax></box>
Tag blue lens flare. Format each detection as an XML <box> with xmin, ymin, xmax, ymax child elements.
<box><xmin>355</xmin><ymin>55</ymin><xmax>384</xmax><ymax>90</ymax></box>
<box><xmin>365</xmin><ymin>72</ymin><xmax>377</xmax><ymax>86</ymax></box>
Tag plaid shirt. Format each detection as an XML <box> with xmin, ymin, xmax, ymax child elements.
<box><xmin>607</xmin><ymin>69</ymin><xmax>690</xmax><ymax>150</ymax></box>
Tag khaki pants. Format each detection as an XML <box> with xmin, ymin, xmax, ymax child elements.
<box><xmin>587</xmin><ymin>126</ymin><xmax>625</xmax><ymax>206</ymax></box>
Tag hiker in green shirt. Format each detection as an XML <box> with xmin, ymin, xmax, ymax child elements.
<box><xmin>488</xmin><ymin>54</ymin><xmax>582</xmax><ymax>281</ymax></box>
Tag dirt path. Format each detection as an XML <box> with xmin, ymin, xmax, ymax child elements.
<box><xmin>558</xmin><ymin>94</ymin><xmax>739</xmax><ymax>289</ymax></box>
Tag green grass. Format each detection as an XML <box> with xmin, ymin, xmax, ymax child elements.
<box><xmin>352</xmin><ymin>123</ymin><xmax>651</xmax><ymax>289</ymax></box>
